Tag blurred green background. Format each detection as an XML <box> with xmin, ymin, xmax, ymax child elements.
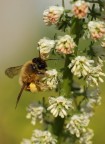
<box><xmin>0</xmin><ymin>0</ymin><xmax>105</xmax><ymax>143</ymax></box>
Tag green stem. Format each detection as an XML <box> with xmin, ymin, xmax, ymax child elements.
<box><xmin>53</xmin><ymin>116</ymin><xmax>65</xmax><ymax>144</ymax></box>
<box><xmin>53</xmin><ymin>55</ymin><xmax>73</xmax><ymax>143</ymax></box>
<box><xmin>71</xmin><ymin>18</ymin><xmax>84</xmax><ymax>55</ymax></box>
<box><xmin>62</xmin><ymin>0</ymin><xmax>65</xmax><ymax>8</ymax></box>
<box><xmin>62</xmin><ymin>55</ymin><xmax>73</xmax><ymax>97</ymax></box>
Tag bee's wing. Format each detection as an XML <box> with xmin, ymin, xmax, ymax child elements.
<box><xmin>5</xmin><ymin>65</ymin><xmax>22</xmax><ymax>78</ymax></box>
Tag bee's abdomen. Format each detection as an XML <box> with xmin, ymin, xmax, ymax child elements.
<box><xmin>19</xmin><ymin>72</ymin><xmax>39</xmax><ymax>85</ymax></box>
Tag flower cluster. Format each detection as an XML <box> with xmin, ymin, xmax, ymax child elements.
<box><xmin>69</xmin><ymin>56</ymin><xmax>105</xmax><ymax>86</ymax></box>
<box><xmin>86</xmin><ymin>64</ymin><xmax>105</xmax><ymax>86</ymax></box>
<box><xmin>80</xmin><ymin>99</ymin><xmax>95</xmax><ymax>118</ymax></box>
<box><xmin>68</xmin><ymin>56</ymin><xmax>94</xmax><ymax>77</ymax></box>
<box><xmin>37</xmin><ymin>35</ymin><xmax>76</xmax><ymax>57</ymax></box>
<box><xmin>86</xmin><ymin>88</ymin><xmax>101</xmax><ymax>105</ymax></box>
<box><xmin>26</xmin><ymin>104</ymin><xmax>44</xmax><ymax>125</ymax></box>
<box><xmin>43</xmin><ymin>6</ymin><xmax>64</xmax><ymax>25</ymax></box>
<box><xmin>31</xmin><ymin>129</ymin><xmax>57</xmax><ymax>144</ymax></box>
<box><xmin>101</xmin><ymin>35</ymin><xmax>105</xmax><ymax>47</ymax></box>
<box><xmin>55</xmin><ymin>35</ymin><xmax>76</xmax><ymax>55</ymax></box>
<box><xmin>47</xmin><ymin>96</ymin><xmax>74</xmax><ymax>118</ymax></box>
<box><xmin>37</xmin><ymin>37</ymin><xmax>55</xmax><ymax>59</ymax></box>
<box><xmin>88</xmin><ymin>21</ymin><xmax>105</xmax><ymax>40</ymax></box>
<box><xmin>42</xmin><ymin>69</ymin><xmax>58</xmax><ymax>90</ymax></box>
<box><xmin>21</xmin><ymin>130</ymin><xmax>57</xmax><ymax>144</ymax></box>
<box><xmin>66</xmin><ymin>114</ymin><xmax>90</xmax><ymax>137</ymax></box>
<box><xmin>72</xmin><ymin>0</ymin><xmax>89</xmax><ymax>19</ymax></box>
<box><xmin>80</xmin><ymin>97</ymin><xmax>101</xmax><ymax>118</ymax></box>
<box><xmin>80</xmin><ymin>88</ymin><xmax>101</xmax><ymax>118</ymax></box>
<box><xmin>78</xmin><ymin>128</ymin><xmax>94</xmax><ymax>144</ymax></box>
<box><xmin>21</xmin><ymin>139</ymin><xmax>31</xmax><ymax>144</ymax></box>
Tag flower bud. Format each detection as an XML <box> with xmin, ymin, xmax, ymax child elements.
<box><xmin>37</xmin><ymin>37</ymin><xmax>55</xmax><ymax>59</ymax></box>
<box><xmin>55</xmin><ymin>35</ymin><xmax>76</xmax><ymax>55</ymax></box>
<box><xmin>72</xmin><ymin>0</ymin><xmax>89</xmax><ymax>19</ymax></box>
<box><xmin>43</xmin><ymin>6</ymin><xmax>64</xmax><ymax>25</ymax></box>
<box><xmin>88</xmin><ymin>21</ymin><xmax>105</xmax><ymax>40</ymax></box>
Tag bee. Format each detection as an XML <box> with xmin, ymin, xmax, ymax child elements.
<box><xmin>5</xmin><ymin>57</ymin><xmax>47</xmax><ymax>108</ymax></box>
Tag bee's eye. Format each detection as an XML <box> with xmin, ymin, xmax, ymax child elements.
<box><xmin>38</xmin><ymin>64</ymin><xmax>46</xmax><ymax>69</ymax></box>
<box><xmin>38</xmin><ymin>64</ymin><xmax>42</xmax><ymax>69</ymax></box>
<box><xmin>32</xmin><ymin>64</ymin><xmax>36</xmax><ymax>70</ymax></box>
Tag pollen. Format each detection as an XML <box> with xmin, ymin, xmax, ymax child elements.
<box><xmin>29</xmin><ymin>83</ymin><xmax>38</xmax><ymax>92</ymax></box>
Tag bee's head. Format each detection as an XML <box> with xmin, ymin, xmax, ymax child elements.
<box><xmin>32</xmin><ymin>57</ymin><xmax>47</xmax><ymax>70</ymax></box>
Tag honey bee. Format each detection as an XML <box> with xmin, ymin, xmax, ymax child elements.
<box><xmin>5</xmin><ymin>57</ymin><xmax>47</xmax><ymax>108</ymax></box>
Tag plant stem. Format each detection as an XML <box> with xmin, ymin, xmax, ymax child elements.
<box><xmin>53</xmin><ymin>55</ymin><xmax>73</xmax><ymax>143</ymax></box>
<box><xmin>62</xmin><ymin>55</ymin><xmax>73</xmax><ymax>97</ymax></box>
<box><xmin>62</xmin><ymin>0</ymin><xmax>65</xmax><ymax>8</ymax></box>
<box><xmin>53</xmin><ymin>116</ymin><xmax>65</xmax><ymax>144</ymax></box>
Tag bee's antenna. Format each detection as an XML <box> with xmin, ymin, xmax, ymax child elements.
<box><xmin>39</xmin><ymin>50</ymin><xmax>41</xmax><ymax>58</ymax></box>
<box><xmin>15</xmin><ymin>83</ymin><xmax>26</xmax><ymax>109</ymax></box>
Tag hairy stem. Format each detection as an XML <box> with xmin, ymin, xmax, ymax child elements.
<box><xmin>62</xmin><ymin>0</ymin><xmax>65</xmax><ymax>8</ymax></box>
<box><xmin>62</xmin><ymin>55</ymin><xmax>73</xmax><ymax>97</ymax></box>
<box><xmin>53</xmin><ymin>55</ymin><xmax>73</xmax><ymax>143</ymax></box>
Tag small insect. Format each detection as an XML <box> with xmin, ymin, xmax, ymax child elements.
<box><xmin>5</xmin><ymin>57</ymin><xmax>47</xmax><ymax>108</ymax></box>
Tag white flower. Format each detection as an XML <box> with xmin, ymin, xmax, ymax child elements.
<box><xmin>66</xmin><ymin>114</ymin><xmax>90</xmax><ymax>137</ymax></box>
<box><xmin>88</xmin><ymin>21</ymin><xmax>105</xmax><ymax>40</ymax></box>
<box><xmin>97</xmin><ymin>57</ymin><xmax>104</xmax><ymax>67</ymax></box>
<box><xmin>86</xmin><ymin>63</ymin><xmax>105</xmax><ymax>87</ymax></box>
<box><xmin>86</xmin><ymin>88</ymin><xmax>101</xmax><ymax>105</ymax></box>
<box><xmin>72</xmin><ymin>0</ymin><xmax>89</xmax><ymax>19</ymax></box>
<box><xmin>55</xmin><ymin>35</ymin><xmax>76</xmax><ymax>54</ymax></box>
<box><xmin>101</xmin><ymin>35</ymin><xmax>105</xmax><ymax>47</ymax></box>
<box><xmin>80</xmin><ymin>99</ymin><xmax>95</xmax><ymax>118</ymax></box>
<box><xmin>31</xmin><ymin>129</ymin><xmax>57</xmax><ymax>144</ymax></box>
<box><xmin>37</xmin><ymin>37</ymin><xmax>55</xmax><ymax>59</ymax></box>
<box><xmin>80</xmin><ymin>88</ymin><xmax>101</xmax><ymax>117</ymax></box>
<box><xmin>79</xmin><ymin>128</ymin><xmax>94</xmax><ymax>144</ymax></box>
<box><xmin>26</xmin><ymin>104</ymin><xmax>44</xmax><ymax>125</ymax></box>
<box><xmin>21</xmin><ymin>139</ymin><xmax>31</xmax><ymax>144</ymax></box>
<box><xmin>68</xmin><ymin>56</ymin><xmax>94</xmax><ymax>77</ymax></box>
<box><xmin>47</xmin><ymin>96</ymin><xmax>74</xmax><ymax>118</ymax></box>
<box><xmin>42</xmin><ymin>69</ymin><xmax>58</xmax><ymax>89</ymax></box>
<box><xmin>43</xmin><ymin>6</ymin><xmax>64</xmax><ymax>25</ymax></box>
<box><xmin>80</xmin><ymin>97</ymin><xmax>101</xmax><ymax>118</ymax></box>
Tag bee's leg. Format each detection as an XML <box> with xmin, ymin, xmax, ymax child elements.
<box><xmin>15</xmin><ymin>83</ymin><xmax>26</xmax><ymax>109</ymax></box>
